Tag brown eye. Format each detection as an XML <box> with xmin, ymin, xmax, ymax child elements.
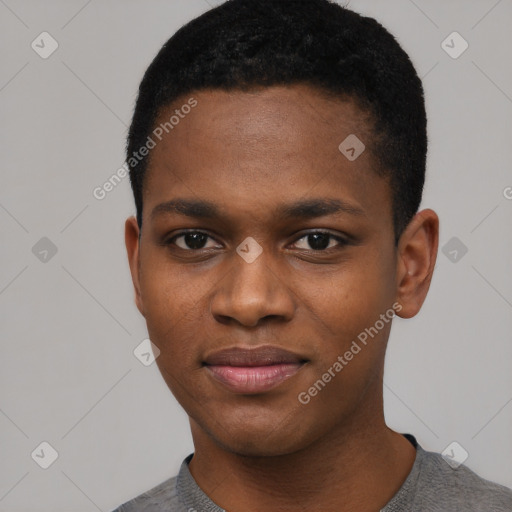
<box><xmin>292</xmin><ymin>232</ymin><xmax>347</xmax><ymax>251</ymax></box>
<box><xmin>170</xmin><ymin>232</ymin><xmax>220</xmax><ymax>250</ymax></box>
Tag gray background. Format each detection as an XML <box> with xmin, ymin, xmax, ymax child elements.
<box><xmin>1</xmin><ymin>0</ymin><xmax>511</xmax><ymax>510</ymax></box>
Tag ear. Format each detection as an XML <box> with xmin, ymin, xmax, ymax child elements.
<box><xmin>395</xmin><ymin>208</ymin><xmax>439</xmax><ymax>319</ymax></box>
<box><xmin>125</xmin><ymin>216</ymin><xmax>146</xmax><ymax>317</ymax></box>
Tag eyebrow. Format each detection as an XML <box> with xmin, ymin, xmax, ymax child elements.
<box><xmin>278</xmin><ymin>198</ymin><xmax>365</xmax><ymax>219</ymax></box>
<box><xmin>151</xmin><ymin>199</ymin><xmax>219</xmax><ymax>220</ymax></box>
<box><xmin>150</xmin><ymin>197</ymin><xmax>365</xmax><ymax>221</ymax></box>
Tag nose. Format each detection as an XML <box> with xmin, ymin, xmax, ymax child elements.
<box><xmin>210</xmin><ymin>247</ymin><xmax>296</xmax><ymax>328</ymax></box>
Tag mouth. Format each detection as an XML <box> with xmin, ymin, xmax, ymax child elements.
<box><xmin>203</xmin><ymin>345</ymin><xmax>308</xmax><ymax>394</ymax></box>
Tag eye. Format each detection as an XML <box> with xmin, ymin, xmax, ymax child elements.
<box><xmin>168</xmin><ymin>231</ymin><xmax>220</xmax><ymax>251</ymax></box>
<box><xmin>291</xmin><ymin>231</ymin><xmax>347</xmax><ymax>251</ymax></box>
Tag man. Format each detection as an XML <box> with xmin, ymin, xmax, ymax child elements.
<box><xmin>115</xmin><ymin>0</ymin><xmax>512</xmax><ymax>510</ymax></box>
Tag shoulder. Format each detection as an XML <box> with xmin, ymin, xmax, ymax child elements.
<box><xmin>416</xmin><ymin>447</ymin><xmax>512</xmax><ymax>511</ymax></box>
<box><xmin>110</xmin><ymin>475</ymin><xmax>180</xmax><ymax>512</ymax></box>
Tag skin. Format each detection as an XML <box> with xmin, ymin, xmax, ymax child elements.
<box><xmin>125</xmin><ymin>84</ymin><xmax>439</xmax><ymax>511</ymax></box>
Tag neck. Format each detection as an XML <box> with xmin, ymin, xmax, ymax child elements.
<box><xmin>188</xmin><ymin>405</ymin><xmax>416</xmax><ymax>512</ymax></box>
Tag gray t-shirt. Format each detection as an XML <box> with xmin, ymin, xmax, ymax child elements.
<box><xmin>112</xmin><ymin>435</ymin><xmax>512</xmax><ymax>511</ymax></box>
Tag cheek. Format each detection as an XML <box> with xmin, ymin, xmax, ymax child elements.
<box><xmin>295</xmin><ymin>270</ymin><xmax>393</xmax><ymax>416</ymax></box>
<box><xmin>139</xmin><ymin>260</ymin><xmax>203</xmax><ymax>363</ymax></box>
<box><xmin>304</xmin><ymin>267</ymin><xmax>383</xmax><ymax>333</ymax></box>
<box><xmin>298</xmin><ymin>251</ymin><xmax>396</xmax><ymax>365</ymax></box>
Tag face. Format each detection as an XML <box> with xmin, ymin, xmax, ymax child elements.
<box><xmin>126</xmin><ymin>85</ymin><xmax>403</xmax><ymax>456</ymax></box>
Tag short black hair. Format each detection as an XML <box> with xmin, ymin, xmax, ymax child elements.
<box><xmin>127</xmin><ymin>0</ymin><xmax>427</xmax><ymax>243</ymax></box>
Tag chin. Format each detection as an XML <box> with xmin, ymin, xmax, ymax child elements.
<box><xmin>202</xmin><ymin>410</ymin><xmax>320</xmax><ymax>458</ymax></box>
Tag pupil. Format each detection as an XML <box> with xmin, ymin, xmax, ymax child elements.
<box><xmin>185</xmin><ymin>233</ymin><xmax>207</xmax><ymax>249</ymax></box>
<box><xmin>308</xmin><ymin>233</ymin><xmax>330</xmax><ymax>250</ymax></box>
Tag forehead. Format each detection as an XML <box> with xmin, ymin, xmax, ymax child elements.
<box><xmin>142</xmin><ymin>85</ymin><xmax>390</xmax><ymax>227</ymax></box>
<box><xmin>151</xmin><ymin>84</ymin><xmax>373</xmax><ymax>161</ymax></box>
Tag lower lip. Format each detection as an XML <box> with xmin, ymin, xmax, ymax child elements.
<box><xmin>205</xmin><ymin>363</ymin><xmax>303</xmax><ymax>394</ymax></box>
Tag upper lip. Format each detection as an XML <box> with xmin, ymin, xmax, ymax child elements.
<box><xmin>203</xmin><ymin>345</ymin><xmax>306</xmax><ymax>367</ymax></box>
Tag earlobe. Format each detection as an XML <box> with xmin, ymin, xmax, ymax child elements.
<box><xmin>125</xmin><ymin>216</ymin><xmax>146</xmax><ymax>317</ymax></box>
<box><xmin>395</xmin><ymin>209</ymin><xmax>439</xmax><ymax>319</ymax></box>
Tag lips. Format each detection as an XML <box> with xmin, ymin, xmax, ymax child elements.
<box><xmin>203</xmin><ymin>346</ymin><xmax>307</xmax><ymax>394</ymax></box>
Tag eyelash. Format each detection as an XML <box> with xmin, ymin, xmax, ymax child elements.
<box><xmin>164</xmin><ymin>230</ymin><xmax>349</xmax><ymax>253</ymax></box>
